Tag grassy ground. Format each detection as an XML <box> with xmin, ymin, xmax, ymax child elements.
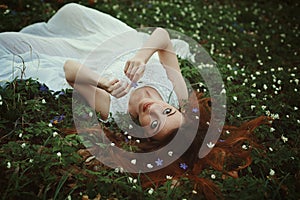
<box><xmin>0</xmin><ymin>0</ymin><xmax>299</xmax><ymax>199</ymax></box>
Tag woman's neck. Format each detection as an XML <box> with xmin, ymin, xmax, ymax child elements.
<box><xmin>128</xmin><ymin>86</ymin><xmax>162</xmax><ymax>117</ymax></box>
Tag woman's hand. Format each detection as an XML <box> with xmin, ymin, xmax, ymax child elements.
<box><xmin>98</xmin><ymin>77</ymin><xmax>131</xmax><ymax>98</ymax></box>
<box><xmin>124</xmin><ymin>57</ymin><xmax>146</xmax><ymax>83</ymax></box>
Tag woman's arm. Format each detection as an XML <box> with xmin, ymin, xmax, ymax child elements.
<box><xmin>63</xmin><ymin>60</ymin><xmax>131</xmax><ymax>119</ymax></box>
<box><xmin>124</xmin><ymin>28</ymin><xmax>180</xmax><ymax>77</ymax></box>
<box><xmin>64</xmin><ymin>60</ymin><xmax>116</xmax><ymax>90</ymax></box>
<box><xmin>124</xmin><ymin>28</ymin><xmax>188</xmax><ymax>105</ymax></box>
<box><xmin>64</xmin><ymin>60</ymin><xmax>131</xmax><ymax>98</ymax></box>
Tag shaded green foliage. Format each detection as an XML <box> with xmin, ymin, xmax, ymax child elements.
<box><xmin>0</xmin><ymin>0</ymin><xmax>299</xmax><ymax>199</ymax></box>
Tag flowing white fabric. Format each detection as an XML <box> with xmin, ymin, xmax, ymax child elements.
<box><xmin>0</xmin><ymin>3</ymin><xmax>134</xmax><ymax>90</ymax></box>
<box><xmin>0</xmin><ymin>3</ymin><xmax>192</xmax><ymax>117</ymax></box>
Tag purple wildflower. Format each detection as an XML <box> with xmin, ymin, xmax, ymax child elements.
<box><xmin>192</xmin><ymin>108</ymin><xmax>199</xmax><ymax>113</ymax></box>
<box><xmin>155</xmin><ymin>158</ymin><xmax>163</xmax><ymax>166</ymax></box>
<box><xmin>39</xmin><ymin>85</ymin><xmax>48</xmax><ymax>92</ymax></box>
<box><xmin>58</xmin><ymin>91</ymin><xmax>65</xmax><ymax>96</ymax></box>
<box><xmin>50</xmin><ymin>114</ymin><xmax>65</xmax><ymax>124</ymax></box>
<box><xmin>131</xmin><ymin>82</ymin><xmax>138</xmax><ymax>88</ymax></box>
<box><xmin>179</xmin><ymin>163</ymin><xmax>188</xmax><ymax>170</ymax></box>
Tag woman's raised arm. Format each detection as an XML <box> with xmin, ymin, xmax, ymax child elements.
<box><xmin>124</xmin><ymin>28</ymin><xmax>188</xmax><ymax>105</ymax></box>
<box><xmin>124</xmin><ymin>28</ymin><xmax>181</xmax><ymax>76</ymax></box>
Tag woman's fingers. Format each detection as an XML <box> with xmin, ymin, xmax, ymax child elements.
<box><xmin>124</xmin><ymin>61</ymin><xmax>134</xmax><ymax>79</ymax></box>
<box><xmin>131</xmin><ymin>64</ymin><xmax>145</xmax><ymax>83</ymax></box>
<box><xmin>124</xmin><ymin>60</ymin><xmax>130</xmax><ymax>73</ymax></box>
<box><xmin>124</xmin><ymin>59</ymin><xmax>145</xmax><ymax>81</ymax></box>
<box><xmin>127</xmin><ymin>63</ymin><xmax>135</xmax><ymax>80</ymax></box>
<box><xmin>104</xmin><ymin>78</ymin><xmax>119</xmax><ymax>93</ymax></box>
<box><xmin>110</xmin><ymin>80</ymin><xmax>131</xmax><ymax>98</ymax></box>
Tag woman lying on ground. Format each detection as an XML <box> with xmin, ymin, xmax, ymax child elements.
<box><xmin>0</xmin><ymin>3</ymin><xmax>271</xmax><ymax>199</ymax></box>
<box><xmin>62</xmin><ymin>5</ymin><xmax>270</xmax><ymax>199</ymax></box>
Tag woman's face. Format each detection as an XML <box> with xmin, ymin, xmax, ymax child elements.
<box><xmin>136</xmin><ymin>98</ymin><xmax>184</xmax><ymax>140</ymax></box>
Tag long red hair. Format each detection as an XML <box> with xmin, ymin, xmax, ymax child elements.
<box><xmin>64</xmin><ymin>92</ymin><xmax>271</xmax><ymax>200</ymax></box>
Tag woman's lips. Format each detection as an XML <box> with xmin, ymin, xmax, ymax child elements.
<box><xmin>142</xmin><ymin>102</ymin><xmax>154</xmax><ymax>112</ymax></box>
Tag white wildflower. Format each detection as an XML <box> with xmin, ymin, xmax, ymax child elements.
<box><xmin>233</xmin><ymin>96</ymin><xmax>238</xmax><ymax>101</ymax></box>
<box><xmin>128</xmin><ymin>177</ymin><xmax>135</xmax><ymax>183</ymax></box>
<box><xmin>114</xmin><ymin>168</ymin><xmax>119</xmax><ymax>173</ymax></box>
<box><xmin>211</xmin><ymin>174</ymin><xmax>216</xmax><ymax>179</ymax></box>
<box><xmin>41</xmin><ymin>99</ymin><xmax>46</xmax><ymax>104</ymax></box>
<box><xmin>166</xmin><ymin>175</ymin><xmax>173</xmax><ymax>180</ymax></box>
<box><xmin>48</xmin><ymin>123</ymin><xmax>53</xmax><ymax>127</ymax></box>
<box><xmin>227</xmin><ymin>76</ymin><xmax>233</xmax><ymax>81</ymax></box>
<box><xmin>148</xmin><ymin>188</ymin><xmax>154</xmax><ymax>195</ymax></box>
<box><xmin>147</xmin><ymin>164</ymin><xmax>153</xmax><ymax>169</ymax></box>
<box><xmin>281</xmin><ymin>135</ymin><xmax>288</xmax><ymax>143</ymax></box>
<box><xmin>168</xmin><ymin>151</ymin><xmax>173</xmax><ymax>157</ymax></box>
<box><xmin>57</xmin><ymin>152</ymin><xmax>62</xmax><ymax>157</ymax></box>
<box><xmin>269</xmin><ymin>169</ymin><xmax>275</xmax><ymax>176</ymax></box>
<box><xmin>88</xmin><ymin>112</ymin><xmax>93</xmax><ymax>117</ymax></box>
<box><xmin>131</xmin><ymin>159</ymin><xmax>137</xmax><ymax>165</ymax></box>
<box><xmin>210</xmin><ymin>43</ymin><xmax>215</xmax><ymax>55</ymax></box>
<box><xmin>7</xmin><ymin>161</ymin><xmax>11</xmax><ymax>169</ymax></box>
<box><xmin>270</xmin><ymin>127</ymin><xmax>275</xmax><ymax>132</ymax></box>
<box><xmin>271</xmin><ymin>113</ymin><xmax>280</xmax><ymax>119</ymax></box>
<box><xmin>52</xmin><ymin>131</ymin><xmax>59</xmax><ymax>137</ymax></box>
<box><xmin>269</xmin><ymin>147</ymin><xmax>273</xmax><ymax>152</ymax></box>
<box><xmin>207</xmin><ymin>142</ymin><xmax>215</xmax><ymax>148</ymax></box>
<box><xmin>128</xmin><ymin>177</ymin><xmax>133</xmax><ymax>183</ymax></box>
<box><xmin>21</xmin><ymin>143</ymin><xmax>26</xmax><ymax>148</ymax></box>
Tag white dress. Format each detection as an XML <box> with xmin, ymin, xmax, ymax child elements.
<box><xmin>0</xmin><ymin>3</ymin><xmax>191</xmax><ymax>118</ymax></box>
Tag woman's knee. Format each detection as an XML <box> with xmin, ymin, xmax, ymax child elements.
<box><xmin>57</xmin><ymin>3</ymin><xmax>82</xmax><ymax>15</ymax></box>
